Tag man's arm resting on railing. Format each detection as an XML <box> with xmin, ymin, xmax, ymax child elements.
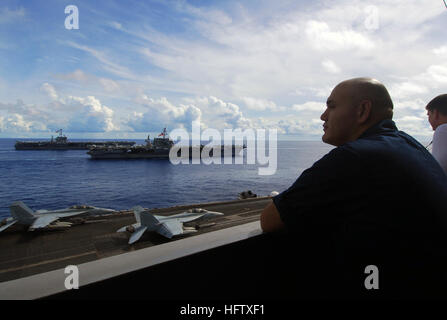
<box><xmin>260</xmin><ymin>200</ymin><xmax>285</xmax><ymax>232</ymax></box>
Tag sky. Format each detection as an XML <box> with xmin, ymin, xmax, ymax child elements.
<box><xmin>0</xmin><ymin>0</ymin><xmax>446</xmax><ymax>140</ymax></box>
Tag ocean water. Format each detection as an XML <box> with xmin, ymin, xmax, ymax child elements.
<box><xmin>0</xmin><ymin>139</ymin><xmax>334</xmax><ymax>219</ymax></box>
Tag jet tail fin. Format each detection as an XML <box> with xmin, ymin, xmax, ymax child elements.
<box><xmin>131</xmin><ymin>206</ymin><xmax>145</xmax><ymax>223</ymax></box>
<box><xmin>140</xmin><ymin>211</ymin><xmax>160</xmax><ymax>228</ymax></box>
<box><xmin>9</xmin><ymin>201</ymin><xmax>35</xmax><ymax>224</ymax></box>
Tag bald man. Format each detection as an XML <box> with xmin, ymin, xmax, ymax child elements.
<box><xmin>260</xmin><ymin>78</ymin><xmax>447</xmax><ymax>298</ymax></box>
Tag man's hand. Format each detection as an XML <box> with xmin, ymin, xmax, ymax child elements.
<box><xmin>260</xmin><ymin>200</ymin><xmax>285</xmax><ymax>232</ymax></box>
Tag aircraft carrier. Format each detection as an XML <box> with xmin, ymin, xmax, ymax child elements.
<box><xmin>15</xmin><ymin>129</ymin><xmax>135</xmax><ymax>150</ymax></box>
<box><xmin>87</xmin><ymin>128</ymin><xmax>246</xmax><ymax>159</ymax></box>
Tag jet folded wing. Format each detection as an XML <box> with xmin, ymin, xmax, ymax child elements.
<box><xmin>31</xmin><ymin>215</ymin><xmax>60</xmax><ymax>229</ymax></box>
<box><xmin>0</xmin><ymin>219</ymin><xmax>18</xmax><ymax>232</ymax></box>
<box><xmin>117</xmin><ymin>222</ymin><xmax>141</xmax><ymax>233</ymax></box>
<box><xmin>157</xmin><ymin>220</ymin><xmax>184</xmax><ymax>239</ymax></box>
<box><xmin>129</xmin><ymin>226</ymin><xmax>148</xmax><ymax>244</ymax></box>
<box><xmin>55</xmin><ymin>211</ymin><xmax>89</xmax><ymax>218</ymax></box>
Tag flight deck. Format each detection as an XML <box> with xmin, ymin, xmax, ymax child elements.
<box><xmin>0</xmin><ymin>197</ymin><xmax>270</xmax><ymax>285</ymax></box>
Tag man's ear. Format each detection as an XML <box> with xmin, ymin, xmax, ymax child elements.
<box><xmin>433</xmin><ymin>109</ymin><xmax>440</xmax><ymax>121</ymax></box>
<box><xmin>357</xmin><ymin>100</ymin><xmax>372</xmax><ymax>124</ymax></box>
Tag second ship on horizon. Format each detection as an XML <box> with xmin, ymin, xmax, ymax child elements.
<box><xmin>87</xmin><ymin>128</ymin><xmax>246</xmax><ymax>160</ymax></box>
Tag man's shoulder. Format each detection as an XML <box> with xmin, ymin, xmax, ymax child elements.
<box><xmin>311</xmin><ymin>145</ymin><xmax>362</xmax><ymax>172</ymax></box>
<box><xmin>434</xmin><ymin>123</ymin><xmax>447</xmax><ymax>138</ymax></box>
<box><xmin>345</xmin><ymin>127</ymin><xmax>423</xmax><ymax>156</ymax></box>
<box><xmin>312</xmin><ymin>137</ymin><xmax>393</xmax><ymax>168</ymax></box>
<box><xmin>436</xmin><ymin>123</ymin><xmax>447</xmax><ymax>131</ymax></box>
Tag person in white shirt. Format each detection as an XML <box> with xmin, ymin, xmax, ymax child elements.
<box><xmin>426</xmin><ymin>94</ymin><xmax>447</xmax><ymax>174</ymax></box>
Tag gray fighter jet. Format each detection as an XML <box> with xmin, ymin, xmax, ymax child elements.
<box><xmin>0</xmin><ymin>201</ymin><xmax>116</xmax><ymax>232</ymax></box>
<box><xmin>117</xmin><ymin>206</ymin><xmax>224</xmax><ymax>244</ymax></box>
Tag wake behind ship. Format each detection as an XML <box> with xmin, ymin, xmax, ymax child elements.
<box><xmin>87</xmin><ymin>128</ymin><xmax>246</xmax><ymax>159</ymax></box>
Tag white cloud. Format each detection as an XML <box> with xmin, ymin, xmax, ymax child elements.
<box><xmin>99</xmin><ymin>78</ymin><xmax>120</xmax><ymax>92</ymax></box>
<box><xmin>242</xmin><ymin>97</ymin><xmax>283</xmax><ymax>111</ymax></box>
<box><xmin>6</xmin><ymin>114</ymin><xmax>32</xmax><ymax>131</ymax></box>
<box><xmin>426</xmin><ymin>65</ymin><xmax>447</xmax><ymax>84</ymax></box>
<box><xmin>190</xmin><ymin>96</ymin><xmax>252</xmax><ymax>129</ymax></box>
<box><xmin>109</xmin><ymin>21</ymin><xmax>123</xmax><ymax>30</ymax></box>
<box><xmin>235</xmin><ymin>115</ymin><xmax>324</xmax><ymax>137</ymax></box>
<box><xmin>56</xmin><ymin>70</ymin><xmax>122</xmax><ymax>95</ymax></box>
<box><xmin>294</xmin><ymin>86</ymin><xmax>334</xmax><ymax>99</ymax></box>
<box><xmin>127</xmin><ymin>96</ymin><xmax>202</xmax><ymax>132</ymax></box>
<box><xmin>66</xmin><ymin>96</ymin><xmax>118</xmax><ymax>132</ymax></box>
<box><xmin>394</xmin><ymin>99</ymin><xmax>426</xmax><ymax>111</ymax></box>
<box><xmin>66</xmin><ymin>42</ymin><xmax>135</xmax><ymax>80</ymax></box>
<box><xmin>394</xmin><ymin>115</ymin><xmax>431</xmax><ymax>137</ymax></box>
<box><xmin>390</xmin><ymin>82</ymin><xmax>428</xmax><ymax>99</ymax></box>
<box><xmin>433</xmin><ymin>46</ymin><xmax>447</xmax><ymax>56</ymax></box>
<box><xmin>276</xmin><ymin>118</ymin><xmax>324</xmax><ymax>135</ymax></box>
<box><xmin>0</xmin><ymin>7</ymin><xmax>25</xmax><ymax>24</ymax></box>
<box><xmin>0</xmin><ymin>94</ymin><xmax>122</xmax><ymax>134</ymax></box>
<box><xmin>321</xmin><ymin>60</ymin><xmax>341</xmax><ymax>74</ymax></box>
<box><xmin>291</xmin><ymin>101</ymin><xmax>325</xmax><ymax>113</ymax></box>
<box><xmin>396</xmin><ymin>115</ymin><xmax>424</xmax><ymax>123</ymax></box>
<box><xmin>179</xmin><ymin>3</ymin><xmax>233</xmax><ymax>25</ymax></box>
<box><xmin>0</xmin><ymin>99</ymin><xmax>57</xmax><ymax>127</ymax></box>
<box><xmin>305</xmin><ymin>20</ymin><xmax>375</xmax><ymax>51</ymax></box>
<box><xmin>126</xmin><ymin>95</ymin><xmax>256</xmax><ymax>133</ymax></box>
<box><xmin>0</xmin><ymin>113</ymin><xmax>47</xmax><ymax>133</ymax></box>
<box><xmin>58</xmin><ymin>69</ymin><xmax>90</xmax><ymax>83</ymax></box>
<box><xmin>41</xmin><ymin>83</ymin><xmax>59</xmax><ymax>101</ymax></box>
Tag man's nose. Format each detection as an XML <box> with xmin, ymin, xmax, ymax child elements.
<box><xmin>320</xmin><ymin>108</ymin><xmax>328</xmax><ymax>121</ymax></box>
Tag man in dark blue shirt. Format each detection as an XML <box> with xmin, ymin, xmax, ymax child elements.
<box><xmin>260</xmin><ymin>78</ymin><xmax>447</xmax><ymax>298</ymax></box>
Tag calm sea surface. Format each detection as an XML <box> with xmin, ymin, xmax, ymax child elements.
<box><xmin>0</xmin><ymin>139</ymin><xmax>334</xmax><ymax>219</ymax></box>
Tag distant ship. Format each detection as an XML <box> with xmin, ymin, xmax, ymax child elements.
<box><xmin>87</xmin><ymin>128</ymin><xmax>246</xmax><ymax>160</ymax></box>
<box><xmin>15</xmin><ymin>129</ymin><xmax>135</xmax><ymax>150</ymax></box>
